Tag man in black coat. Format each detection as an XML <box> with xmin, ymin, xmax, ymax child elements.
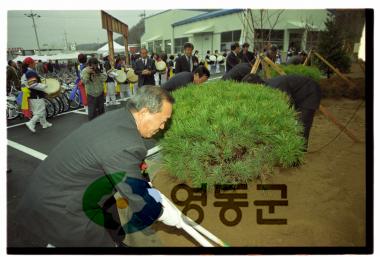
<box><xmin>242</xmin><ymin>74</ymin><xmax>321</xmax><ymax>150</ymax></box>
<box><xmin>238</xmin><ymin>42</ymin><xmax>255</xmax><ymax>64</ymax></box>
<box><xmin>221</xmin><ymin>62</ymin><xmax>252</xmax><ymax>82</ymax></box>
<box><xmin>134</xmin><ymin>48</ymin><xmax>156</xmax><ymax>87</ymax></box>
<box><xmin>16</xmin><ymin>86</ymin><xmax>182</xmax><ymax>247</ymax></box>
<box><xmin>174</xmin><ymin>42</ymin><xmax>198</xmax><ymax>73</ymax></box>
<box><xmin>162</xmin><ymin>66</ymin><xmax>210</xmax><ymax>92</ymax></box>
<box><xmin>226</xmin><ymin>42</ymin><xmax>241</xmax><ymax>72</ymax></box>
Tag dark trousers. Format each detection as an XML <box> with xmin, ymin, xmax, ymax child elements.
<box><xmin>87</xmin><ymin>94</ymin><xmax>105</xmax><ymax>121</ymax></box>
<box><xmin>297</xmin><ymin>108</ymin><xmax>316</xmax><ymax>151</ymax></box>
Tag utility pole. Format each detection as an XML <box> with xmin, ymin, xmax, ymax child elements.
<box><xmin>64</xmin><ymin>30</ymin><xmax>69</xmax><ymax>50</ymax></box>
<box><xmin>139</xmin><ymin>10</ymin><xmax>146</xmax><ymax>21</ymax></box>
<box><xmin>24</xmin><ymin>10</ymin><xmax>41</xmax><ymax>53</ymax></box>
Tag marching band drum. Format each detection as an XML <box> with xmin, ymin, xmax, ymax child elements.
<box><xmin>114</xmin><ymin>69</ymin><xmax>127</xmax><ymax>84</ymax></box>
<box><xmin>126</xmin><ymin>68</ymin><xmax>138</xmax><ymax>84</ymax></box>
<box><xmin>209</xmin><ymin>55</ymin><xmax>217</xmax><ymax>65</ymax></box>
<box><xmin>41</xmin><ymin>78</ymin><xmax>61</xmax><ymax>98</ymax></box>
<box><xmin>217</xmin><ymin>55</ymin><xmax>225</xmax><ymax>64</ymax></box>
<box><xmin>155</xmin><ymin>60</ymin><xmax>167</xmax><ymax>75</ymax></box>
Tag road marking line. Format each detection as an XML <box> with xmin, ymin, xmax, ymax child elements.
<box><xmin>7</xmin><ymin>140</ymin><xmax>47</xmax><ymax>160</ymax></box>
<box><xmin>7</xmin><ymin>108</ymin><xmax>86</xmax><ymax>129</ymax></box>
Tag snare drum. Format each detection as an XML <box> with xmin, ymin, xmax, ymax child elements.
<box><xmin>217</xmin><ymin>55</ymin><xmax>225</xmax><ymax>64</ymax></box>
<box><xmin>209</xmin><ymin>55</ymin><xmax>217</xmax><ymax>64</ymax></box>
<box><xmin>115</xmin><ymin>69</ymin><xmax>127</xmax><ymax>83</ymax></box>
<box><xmin>126</xmin><ymin>69</ymin><xmax>139</xmax><ymax>83</ymax></box>
<box><xmin>41</xmin><ymin>78</ymin><xmax>61</xmax><ymax>98</ymax></box>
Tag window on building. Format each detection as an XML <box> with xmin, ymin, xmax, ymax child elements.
<box><xmin>147</xmin><ymin>42</ymin><xmax>153</xmax><ymax>54</ymax></box>
<box><xmin>306</xmin><ymin>31</ymin><xmax>320</xmax><ymax>51</ymax></box>
<box><xmin>174</xmin><ymin>37</ymin><xmax>189</xmax><ymax>54</ymax></box>
<box><xmin>164</xmin><ymin>40</ymin><xmax>171</xmax><ymax>54</ymax></box>
<box><xmin>154</xmin><ymin>40</ymin><xmax>163</xmax><ymax>54</ymax></box>
<box><xmin>254</xmin><ymin>29</ymin><xmax>284</xmax><ymax>51</ymax></box>
<box><xmin>220</xmin><ymin>30</ymin><xmax>242</xmax><ymax>52</ymax></box>
<box><xmin>288</xmin><ymin>30</ymin><xmax>304</xmax><ymax>52</ymax></box>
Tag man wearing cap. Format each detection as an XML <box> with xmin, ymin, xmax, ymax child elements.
<box><xmin>80</xmin><ymin>57</ymin><xmax>108</xmax><ymax>120</ymax></box>
<box><xmin>21</xmin><ymin>57</ymin><xmax>52</xmax><ymax>133</ymax></box>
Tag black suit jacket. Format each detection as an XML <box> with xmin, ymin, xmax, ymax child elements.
<box><xmin>266</xmin><ymin>75</ymin><xmax>321</xmax><ymax>110</ymax></box>
<box><xmin>239</xmin><ymin>50</ymin><xmax>255</xmax><ymax>64</ymax></box>
<box><xmin>162</xmin><ymin>72</ymin><xmax>194</xmax><ymax>92</ymax></box>
<box><xmin>174</xmin><ymin>55</ymin><xmax>198</xmax><ymax>74</ymax></box>
<box><xmin>226</xmin><ymin>52</ymin><xmax>241</xmax><ymax>72</ymax></box>
<box><xmin>134</xmin><ymin>58</ymin><xmax>156</xmax><ymax>87</ymax></box>
<box><xmin>222</xmin><ymin>63</ymin><xmax>252</xmax><ymax>82</ymax></box>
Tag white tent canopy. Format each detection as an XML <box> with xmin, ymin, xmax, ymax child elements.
<box><xmin>96</xmin><ymin>41</ymin><xmax>126</xmax><ymax>55</ymax></box>
<box><xmin>12</xmin><ymin>52</ymin><xmax>83</xmax><ymax>63</ymax></box>
<box><xmin>12</xmin><ymin>55</ymin><xmax>50</xmax><ymax>63</ymax></box>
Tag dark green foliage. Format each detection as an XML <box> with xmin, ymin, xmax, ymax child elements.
<box><xmin>159</xmin><ymin>81</ymin><xmax>305</xmax><ymax>188</ymax></box>
<box><xmin>316</xmin><ymin>12</ymin><xmax>352</xmax><ymax>74</ymax></box>
<box><xmin>270</xmin><ymin>65</ymin><xmax>322</xmax><ymax>82</ymax></box>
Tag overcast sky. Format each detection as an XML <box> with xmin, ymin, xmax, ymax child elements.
<box><xmin>7</xmin><ymin>10</ymin><xmax>162</xmax><ymax>49</ymax></box>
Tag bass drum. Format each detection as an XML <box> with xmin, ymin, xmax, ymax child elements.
<box><xmin>115</xmin><ymin>69</ymin><xmax>127</xmax><ymax>83</ymax></box>
<box><xmin>217</xmin><ymin>55</ymin><xmax>225</xmax><ymax>64</ymax></box>
<box><xmin>41</xmin><ymin>78</ymin><xmax>61</xmax><ymax>98</ymax></box>
<box><xmin>126</xmin><ymin>68</ymin><xmax>139</xmax><ymax>84</ymax></box>
<box><xmin>155</xmin><ymin>60</ymin><xmax>167</xmax><ymax>74</ymax></box>
<box><xmin>209</xmin><ymin>55</ymin><xmax>216</xmax><ymax>65</ymax></box>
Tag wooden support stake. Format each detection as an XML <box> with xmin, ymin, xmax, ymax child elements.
<box><xmin>313</xmin><ymin>51</ymin><xmax>356</xmax><ymax>88</ymax></box>
<box><xmin>303</xmin><ymin>50</ymin><xmax>312</xmax><ymax>66</ymax></box>
<box><xmin>262</xmin><ymin>61</ymin><xmax>271</xmax><ymax>79</ymax></box>
<box><xmin>261</xmin><ymin>55</ymin><xmax>286</xmax><ymax>75</ymax></box>
<box><xmin>318</xmin><ymin>104</ymin><xmax>361</xmax><ymax>143</ymax></box>
<box><xmin>123</xmin><ymin>35</ymin><xmax>130</xmax><ymax>66</ymax></box>
<box><xmin>250</xmin><ymin>57</ymin><xmax>261</xmax><ymax>74</ymax></box>
<box><xmin>107</xmin><ymin>30</ymin><xmax>115</xmax><ymax>67</ymax></box>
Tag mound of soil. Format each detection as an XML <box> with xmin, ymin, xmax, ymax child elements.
<box><xmin>319</xmin><ymin>76</ymin><xmax>365</xmax><ymax>99</ymax></box>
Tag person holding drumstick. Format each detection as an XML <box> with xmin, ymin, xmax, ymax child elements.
<box><xmin>21</xmin><ymin>57</ymin><xmax>53</xmax><ymax>133</ymax></box>
<box><xmin>115</xmin><ymin>57</ymin><xmax>130</xmax><ymax>100</ymax></box>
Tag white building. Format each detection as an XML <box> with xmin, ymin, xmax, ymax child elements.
<box><xmin>141</xmin><ymin>9</ymin><xmax>329</xmax><ymax>59</ymax></box>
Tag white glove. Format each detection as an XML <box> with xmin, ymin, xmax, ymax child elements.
<box><xmin>147</xmin><ymin>188</ymin><xmax>182</xmax><ymax>229</ymax></box>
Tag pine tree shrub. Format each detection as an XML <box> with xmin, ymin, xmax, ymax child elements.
<box><xmin>159</xmin><ymin>81</ymin><xmax>305</xmax><ymax>188</ymax></box>
<box><xmin>270</xmin><ymin>65</ymin><xmax>322</xmax><ymax>82</ymax></box>
<box><xmin>316</xmin><ymin>12</ymin><xmax>352</xmax><ymax>74</ymax></box>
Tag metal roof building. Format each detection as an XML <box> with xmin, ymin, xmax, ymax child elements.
<box><xmin>141</xmin><ymin>9</ymin><xmax>328</xmax><ymax>59</ymax></box>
